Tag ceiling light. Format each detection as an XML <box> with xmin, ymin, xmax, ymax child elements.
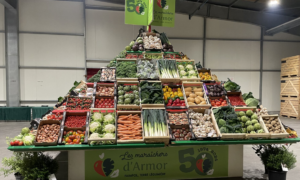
<box><xmin>269</xmin><ymin>0</ymin><xmax>279</xmax><ymax>6</ymax></box>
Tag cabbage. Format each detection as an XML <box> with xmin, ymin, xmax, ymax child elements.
<box><xmin>90</xmin><ymin>122</ymin><xmax>101</xmax><ymax>133</ymax></box>
<box><xmin>92</xmin><ymin>112</ymin><xmax>103</xmax><ymax>122</ymax></box>
<box><xmin>251</xmin><ymin>114</ymin><xmax>258</xmax><ymax>120</ymax></box>
<box><xmin>21</xmin><ymin>127</ymin><xmax>30</xmax><ymax>135</ymax></box>
<box><xmin>245</xmin><ymin>98</ymin><xmax>259</xmax><ymax>107</ymax></box>
<box><xmin>257</xmin><ymin>129</ymin><xmax>264</xmax><ymax>133</ymax></box>
<box><xmin>104</xmin><ymin>124</ymin><xmax>115</xmax><ymax>133</ymax></box>
<box><xmin>22</xmin><ymin>134</ymin><xmax>35</xmax><ymax>146</ymax></box>
<box><xmin>247</xmin><ymin>125</ymin><xmax>254</xmax><ymax>132</ymax></box>
<box><xmin>103</xmin><ymin>113</ymin><xmax>115</xmax><ymax>125</ymax></box>
<box><xmin>186</xmin><ymin>64</ymin><xmax>194</xmax><ymax>70</ymax></box>
<box><xmin>254</xmin><ymin>123</ymin><xmax>261</xmax><ymax>130</ymax></box>
<box><xmin>218</xmin><ymin>119</ymin><xmax>226</xmax><ymax>127</ymax></box>
<box><xmin>188</xmin><ymin>70</ymin><xmax>196</xmax><ymax>75</ymax></box>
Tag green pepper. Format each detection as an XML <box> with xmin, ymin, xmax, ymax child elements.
<box><xmin>62</xmin><ymin>141</ymin><xmax>66</xmax><ymax>144</ymax></box>
<box><xmin>179</xmin><ymin>97</ymin><xmax>184</xmax><ymax>100</ymax></box>
<box><xmin>165</xmin><ymin>99</ymin><xmax>168</xmax><ymax>104</ymax></box>
<box><xmin>174</xmin><ymin>95</ymin><xmax>179</xmax><ymax>99</ymax></box>
<box><xmin>80</xmin><ymin>139</ymin><xmax>84</xmax><ymax>143</ymax></box>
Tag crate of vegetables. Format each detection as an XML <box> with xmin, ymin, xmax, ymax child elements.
<box><xmin>261</xmin><ymin>115</ymin><xmax>289</xmax><ymax>139</ymax></box>
<box><xmin>41</xmin><ymin>111</ymin><xmax>64</xmax><ymax>121</ymax></box>
<box><xmin>157</xmin><ymin>60</ymin><xmax>181</xmax><ymax>83</ymax></box>
<box><xmin>227</xmin><ymin>91</ymin><xmax>246</xmax><ymax>107</ymax></box>
<box><xmin>95</xmin><ymin>82</ymin><xmax>116</xmax><ymax>97</ymax></box>
<box><xmin>182</xmin><ymin>82</ymin><xmax>210</xmax><ymax>109</ymax></box>
<box><xmin>125</xmin><ymin>52</ymin><xmax>143</xmax><ymax>59</ymax></box>
<box><xmin>198</xmin><ymin>68</ymin><xmax>214</xmax><ymax>83</ymax></box>
<box><xmin>142</xmin><ymin>108</ymin><xmax>170</xmax><ymax>145</ymax></box>
<box><xmin>88</xmin><ymin>109</ymin><xmax>117</xmax><ymax>145</ymax></box>
<box><xmin>163</xmin><ymin>84</ymin><xmax>186</xmax><ymax>108</ymax></box>
<box><xmin>176</xmin><ymin>60</ymin><xmax>200</xmax><ymax>82</ymax></box>
<box><xmin>116</xmin><ymin>111</ymin><xmax>144</xmax><ymax>143</ymax></box>
<box><xmin>213</xmin><ymin>106</ymin><xmax>246</xmax><ymax>140</ymax></box>
<box><xmin>144</xmin><ymin>51</ymin><xmax>164</xmax><ymax>60</ymax></box>
<box><xmin>34</xmin><ymin>120</ymin><xmax>61</xmax><ymax>146</ymax></box>
<box><xmin>189</xmin><ymin>108</ymin><xmax>221</xmax><ymax>140</ymax></box>
<box><xmin>66</xmin><ymin>97</ymin><xmax>93</xmax><ymax>111</ymax></box>
<box><xmin>59</xmin><ymin>126</ymin><xmax>88</xmax><ymax>145</ymax></box>
<box><xmin>136</xmin><ymin>59</ymin><xmax>159</xmax><ymax>80</ymax></box>
<box><xmin>140</xmin><ymin>80</ymin><xmax>165</xmax><ymax>108</ymax></box>
<box><xmin>62</xmin><ymin>111</ymin><xmax>90</xmax><ymax>128</ymax></box>
<box><xmin>209</xmin><ymin>96</ymin><xmax>229</xmax><ymax>108</ymax></box>
<box><xmin>116</xmin><ymin>59</ymin><xmax>138</xmax><ymax>81</ymax></box>
<box><xmin>203</xmin><ymin>82</ymin><xmax>227</xmax><ymax>97</ymax></box>
<box><xmin>235</xmin><ymin>107</ymin><xmax>270</xmax><ymax>139</ymax></box>
<box><xmin>164</xmin><ymin>52</ymin><xmax>181</xmax><ymax>60</ymax></box>
<box><xmin>117</xmin><ymin>81</ymin><xmax>140</xmax><ymax>110</ymax></box>
<box><xmin>100</xmin><ymin>68</ymin><xmax>116</xmax><ymax>82</ymax></box>
<box><xmin>74</xmin><ymin>82</ymin><xmax>94</xmax><ymax>97</ymax></box>
<box><xmin>93</xmin><ymin>96</ymin><xmax>116</xmax><ymax>109</ymax></box>
<box><xmin>166</xmin><ymin>109</ymin><xmax>189</xmax><ymax>125</ymax></box>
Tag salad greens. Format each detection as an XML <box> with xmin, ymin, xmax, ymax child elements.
<box><xmin>140</xmin><ymin>81</ymin><xmax>164</xmax><ymax>104</ymax></box>
<box><xmin>224</xmin><ymin>78</ymin><xmax>241</xmax><ymax>91</ymax></box>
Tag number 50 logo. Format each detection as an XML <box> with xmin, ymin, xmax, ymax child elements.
<box><xmin>126</xmin><ymin>0</ymin><xmax>146</xmax><ymax>15</ymax></box>
<box><xmin>178</xmin><ymin>148</ymin><xmax>214</xmax><ymax>176</ymax></box>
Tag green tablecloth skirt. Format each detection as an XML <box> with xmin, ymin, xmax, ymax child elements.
<box><xmin>31</xmin><ymin>107</ymin><xmax>54</xmax><ymax>119</ymax></box>
<box><xmin>0</xmin><ymin>107</ymin><xmax>31</xmax><ymax>121</ymax></box>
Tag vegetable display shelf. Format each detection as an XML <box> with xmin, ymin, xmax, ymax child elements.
<box><xmin>8</xmin><ymin>138</ymin><xmax>300</xmax><ymax>152</ymax></box>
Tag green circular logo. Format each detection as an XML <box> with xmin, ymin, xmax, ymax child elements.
<box><xmin>135</xmin><ymin>3</ymin><xmax>145</xmax><ymax>15</ymax></box>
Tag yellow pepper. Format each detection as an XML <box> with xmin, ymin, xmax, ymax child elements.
<box><xmin>174</xmin><ymin>92</ymin><xmax>178</xmax><ymax>96</ymax></box>
<box><xmin>168</xmin><ymin>88</ymin><xmax>172</xmax><ymax>92</ymax></box>
<box><xmin>164</xmin><ymin>95</ymin><xmax>168</xmax><ymax>100</ymax></box>
<box><xmin>177</xmin><ymin>88</ymin><xmax>181</xmax><ymax>91</ymax></box>
<box><xmin>163</xmin><ymin>88</ymin><xmax>167</xmax><ymax>92</ymax></box>
<box><xmin>178</xmin><ymin>92</ymin><xmax>183</xmax><ymax>97</ymax></box>
<box><xmin>65</xmin><ymin>137</ymin><xmax>69</xmax><ymax>142</ymax></box>
<box><xmin>171</xmin><ymin>94</ymin><xmax>175</xmax><ymax>98</ymax></box>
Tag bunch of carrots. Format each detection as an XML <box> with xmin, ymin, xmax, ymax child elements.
<box><xmin>117</xmin><ymin>114</ymin><xmax>143</xmax><ymax>140</ymax></box>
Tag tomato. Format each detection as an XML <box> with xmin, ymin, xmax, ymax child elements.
<box><xmin>65</xmin><ymin>137</ymin><xmax>69</xmax><ymax>142</ymax></box>
<box><xmin>67</xmin><ymin>139</ymin><xmax>72</xmax><ymax>143</ymax></box>
<box><xmin>75</xmin><ymin>139</ymin><xmax>80</xmax><ymax>144</ymax></box>
<box><xmin>69</xmin><ymin>135</ymin><xmax>75</xmax><ymax>140</ymax></box>
<box><xmin>73</xmin><ymin>139</ymin><xmax>77</xmax><ymax>143</ymax></box>
<box><xmin>76</xmin><ymin>135</ymin><xmax>81</xmax><ymax>139</ymax></box>
<box><xmin>80</xmin><ymin>134</ymin><xmax>84</xmax><ymax>137</ymax></box>
<box><xmin>63</xmin><ymin>131</ymin><xmax>66</xmax><ymax>135</ymax></box>
<box><xmin>10</xmin><ymin>141</ymin><xmax>14</xmax><ymax>146</ymax></box>
<box><xmin>14</xmin><ymin>140</ymin><xmax>19</xmax><ymax>146</ymax></box>
<box><xmin>216</xmin><ymin>102</ymin><xmax>221</xmax><ymax>106</ymax></box>
<box><xmin>69</xmin><ymin>142</ymin><xmax>74</xmax><ymax>144</ymax></box>
<box><xmin>18</xmin><ymin>141</ymin><xmax>23</xmax><ymax>146</ymax></box>
<box><xmin>211</xmin><ymin>102</ymin><xmax>215</xmax><ymax>106</ymax></box>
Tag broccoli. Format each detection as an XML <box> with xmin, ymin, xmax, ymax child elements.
<box><xmin>220</xmin><ymin>127</ymin><xmax>229</xmax><ymax>133</ymax></box>
<box><xmin>218</xmin><ymin>119</ymin><xmax>226</xmax><ymax>127</ymax></box>
<box><xmin>87</xmin><ymin>70</ymin><xmax>101</xmax><ymax>82</ymax></box>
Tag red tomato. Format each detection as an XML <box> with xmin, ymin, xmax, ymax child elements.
<box><xmin>18</xmin><ymin>142</ymin><xmax>23</xmax><ymax>146</ymax></box>
<box><xmin>10</xmin><ymin>141</ymin><xmax>14</xmax><ymax>146</ymax></box>
<box><xmin>14</xmin><ymin>140</ymin><xmax>19</xmax><ymax>146</ymax></box>
<box><xmin>216</xmin><ymin>102</ymin><xmax>221</xmax><ymax>106</ymax></box>
<box><xmin>211</xmin><ymin>102</ymin><xmax>215</xmax><ymax>106</ymax></box>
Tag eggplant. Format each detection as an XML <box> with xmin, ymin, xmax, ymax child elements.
<box><xmin>139</xmin><ymin>44</ymin><xmax>143</xmax><ymax>47</ymax></box>
<box><xmin>132</xmin><ymin>45</ymin><xmax>139</xmax><ymax>51</ymax></box>
<box><xmin>221</xmin><ymin>91</ymin><xmax>224</xmax><ymax>95</ymax></box>
<box><xmin>168</xmin><ymin>45</ymin><xmax>173</xmax><ymax>48</ymax></box>
<box><xmin>209</xmin><ymin>92</ymin><xmax>213</xmax><ymax>96</ymax></box>
<box><xmin>163</xmin><ymin>44</ymin><xmax>168</xmax><ymax>49</ymax></box>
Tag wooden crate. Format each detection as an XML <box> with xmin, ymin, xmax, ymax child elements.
<box><xmin>182</xmin><ymin>82</ymin><xmax>211</xmax><ymax>109</ymax></box>
<box><xmin>140</xmin><ymin>80</ymin><xmax>165</xmax><ymax>108</ymax></box>
<box><xmin>157</xmin><ymin>60</ymin><xmax>181</xmax><ymax>83</ymax></box>
<box><xmin>176</xmin><ymin>59</ymin><xmax>201</xmax><ymax>82</ymax></box>
<box><xmin>234</xmin><ymin>108</ymin><xmax>270</xmax><ymax>139</ymax></box>
<box><xmin>280</xmin><ymin>96</ymin><xmax>300</xmax><ymax>119</ymax></box>
<box><xmin>227</xmin><ymin>91</ymin><xmax>247</xmax><ymax>107</ymax></box>
<box><xmin>261</xmin><ymin>115</ymin><xmax>289</xmax><ymax>139</ymax></box>
<box><xmin>281</xmin><ymin>55</ymin><xmax>300</xmax><ymax>78</ymax></box>
<box><xmin>198</xmin><ymin>68</ymin><xmax>214</xmax><ymax>82</ymax></box>
<box><xmin>116</xmin><ymin>59</ymin><xmax>138</xmax><ymax>81</ymax></box>
<box><xmin>280</xmin><ymin>77</ymin><xmax>300</xmax><ymax>96</ymax></box>
<box><xmin>34</xmin><ymin>120</ymin><xmax>62</xmax><ymax>146</ymax></box>
<box><xmin>116</xmin><ymin>111</ymin><xmax>144</xmax><ymax>144</ymax></box>
<box><xmin>116</xmin><ymin>81</ymin><xmax>141</xmax><ymax>110</ymax></box>
<box><xmin>142</xmin><ymin>107</ymin><xmax>170</xmax><ymax>145</ymax></box>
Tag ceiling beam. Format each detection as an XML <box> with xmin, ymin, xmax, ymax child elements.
<box><xmin>189</xmin><ymin>0</ymin><xmax>209</xmax><ymax>19</ymax></box>
<box><xmin>229</xmin><ymin>0</ymin><xmax>239</xmax><ymax>7</ymax></box>
<box><xmin>0</xmin><ymin>0</ymin><xmax>16</xmax><ymax>13</ymax></box>
<box><xmin>265</xmin><ymin>17</ymin><xmax>300</xmax><ymax>35</ymax></box>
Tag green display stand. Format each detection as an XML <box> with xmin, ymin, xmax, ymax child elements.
<box><xmin>0</xmin><ymin>107</ymin><xmax>31</xmax><ymax>121</ymax></box>
<box><xmin>31</xmin><ymin>107</ymin><xmax>54</xmax><ymax>119</ymax></box>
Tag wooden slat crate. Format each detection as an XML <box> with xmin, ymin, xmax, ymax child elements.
<box><xmin>281</xmin><ymin>55</ymin><xmax>300</xmax><ymax>78</ymax></box>
<box><xmin>261</xmin><ymin>115</ymin><xmax>289</xmax><ymax>139</ymax></box>
<box><xmin>280</xmin><ymin>96</ymin><xmax>300</xmax><ymax>119</ymax></box>
<box><xmin>280</xmin><ymin>77</ymin><xmax>300</xmax><ymax>96</ymax></box>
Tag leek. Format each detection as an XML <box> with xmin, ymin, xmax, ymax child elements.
<box><xmin>143</xmin><ymin>109</ymin><xmax>168</xmax><ymax>137</ymax></box>
<box><xmin>157</xmin><ymin>60</ymin><xmax>179</xmax><ymax>78</ymax></box>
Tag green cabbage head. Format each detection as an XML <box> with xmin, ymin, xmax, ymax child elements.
<box><xmin>22</xmin><ymin>134</ymin><xmax>35</xmax><ymax>146</ymax></box>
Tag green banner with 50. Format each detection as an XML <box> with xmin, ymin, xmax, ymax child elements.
<box><xmin>85</xmin><ymin>145</ymin><xmax>228</xmax><ymax>179</ymax></box>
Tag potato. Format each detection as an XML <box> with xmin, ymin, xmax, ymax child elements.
<box><xmin>199</xmin><ymin>97</ymin><xmax>205</xmax><ymax>101</ymax></box>
<box><xmin>195</xmin><ymin>97</ymin><xmax>201</xmax><ymax>104</ymax></box>
<box><xmin>185</xmin><ymin>91</ymin><xmax>191</xmax><ymax>96</ymax></box>
<box><xmin>194</xmin><ymin>88</ymin><xmax>203</xmax><ymax>92</ymax></box>
<box><xmin>189</xmin><ymin>93</ymin><xmax>196</xmax><ymax>98</ymax></box>
<box><xmin>187</xmin><ymin>97</ymin><xmax>195</xmax><ymax>102</ymax></box>
<box><xmin>195</xmin><ymin>92</ymin><xmax>204</xmax><ymax>97</ymax></box>
<box><xmin>200</xmin><ymin>101</ymin><xmax>207</xmax><ymax>105</ymax></box>
<box><xmin>188</xmin><ymin>102</ymin><xmax>196</xmax><ymax>105</ymax></box>
<box><xmin>185</xmin><ymin>87</ymin><xmax>192</xmax><ymax>92</ymax></box>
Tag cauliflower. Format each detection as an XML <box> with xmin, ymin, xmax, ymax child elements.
<box><xmin>90</xmin><ymin>122</ymin><xmax>101</xmax><ymax>133</ymax></box>
<box><xmin>178</xmin><ymin>65</ymin><xmax>185</xmax><ymax>70</ymax></box>
<box><xmin>186</xmin><ymin>64</ymin><xmax>194</xmax><ymax>70</ymax></box>
<box><xmin>246</xmin><ymin>110</ymin><xmax>253</xmax><ymax>117</ymax></box>
<box><xmin>218</xmin><ymin>119</ymin><xmax>226</xmax><ymax>127</ymax></box>
<box><xmin>92</xmin><ymin>112</ymin><xmax>103</xmax><ymax>122</ymax></box>
<box><xmin>103</xmin><ymin>133</ymin><xmax>115</xmax><ymax>139</ymax></box>
<box><xmin>104</xmin><ymin>124</ymin><xmax>115</xmax><ymax>133</ymax></box>
<box><xmin>22</xmin><ymin>134</ymin><xmax>35</xmax><ymax>146</ymax></box>
<box><xmin>103</xmin><ymin>113</ymin><xmax>115</xmax><ymax>125</ymax></box>
<box><xmin>180</xmin><ymin>70</ymin><xmax>187</xmax><ymax>76</ymax></box>
<box><xmin>90</xmin><ymin>133</ymin><xmax>100</xmax><ymax>139</ymax></box>
<box><xmin>188</xmin><ymin>70</ymin><xmax>196</xmax><ymax>75</ymax></box>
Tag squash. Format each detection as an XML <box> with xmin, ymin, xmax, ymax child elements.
<box><xmin>188</xmin><ymin>102</ymin><xmax>196</xmax><ymax>105</ymax></box>
<box><xmin>189</xmin><ymin>93</ymin><xmax>196</xmax><ymax>98</ymax></box>
<box><xmin>185</xmin><ymin>91</ymin><xmax>192</xmax><ymax>97</ymax></box>
<box><xmin>187</xmin><ymin>97</ymin><xmax>195</xmax><ymax>102</ymax></box>
<box><xmin>195</xmin><ymin>92</ymin><xmax>204</xmax><ymax>97</ymax></box>
<box><xmin>185</xmin><ymin>87</ymin><xmax>192</xmax><ymax>92</ymax></box>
